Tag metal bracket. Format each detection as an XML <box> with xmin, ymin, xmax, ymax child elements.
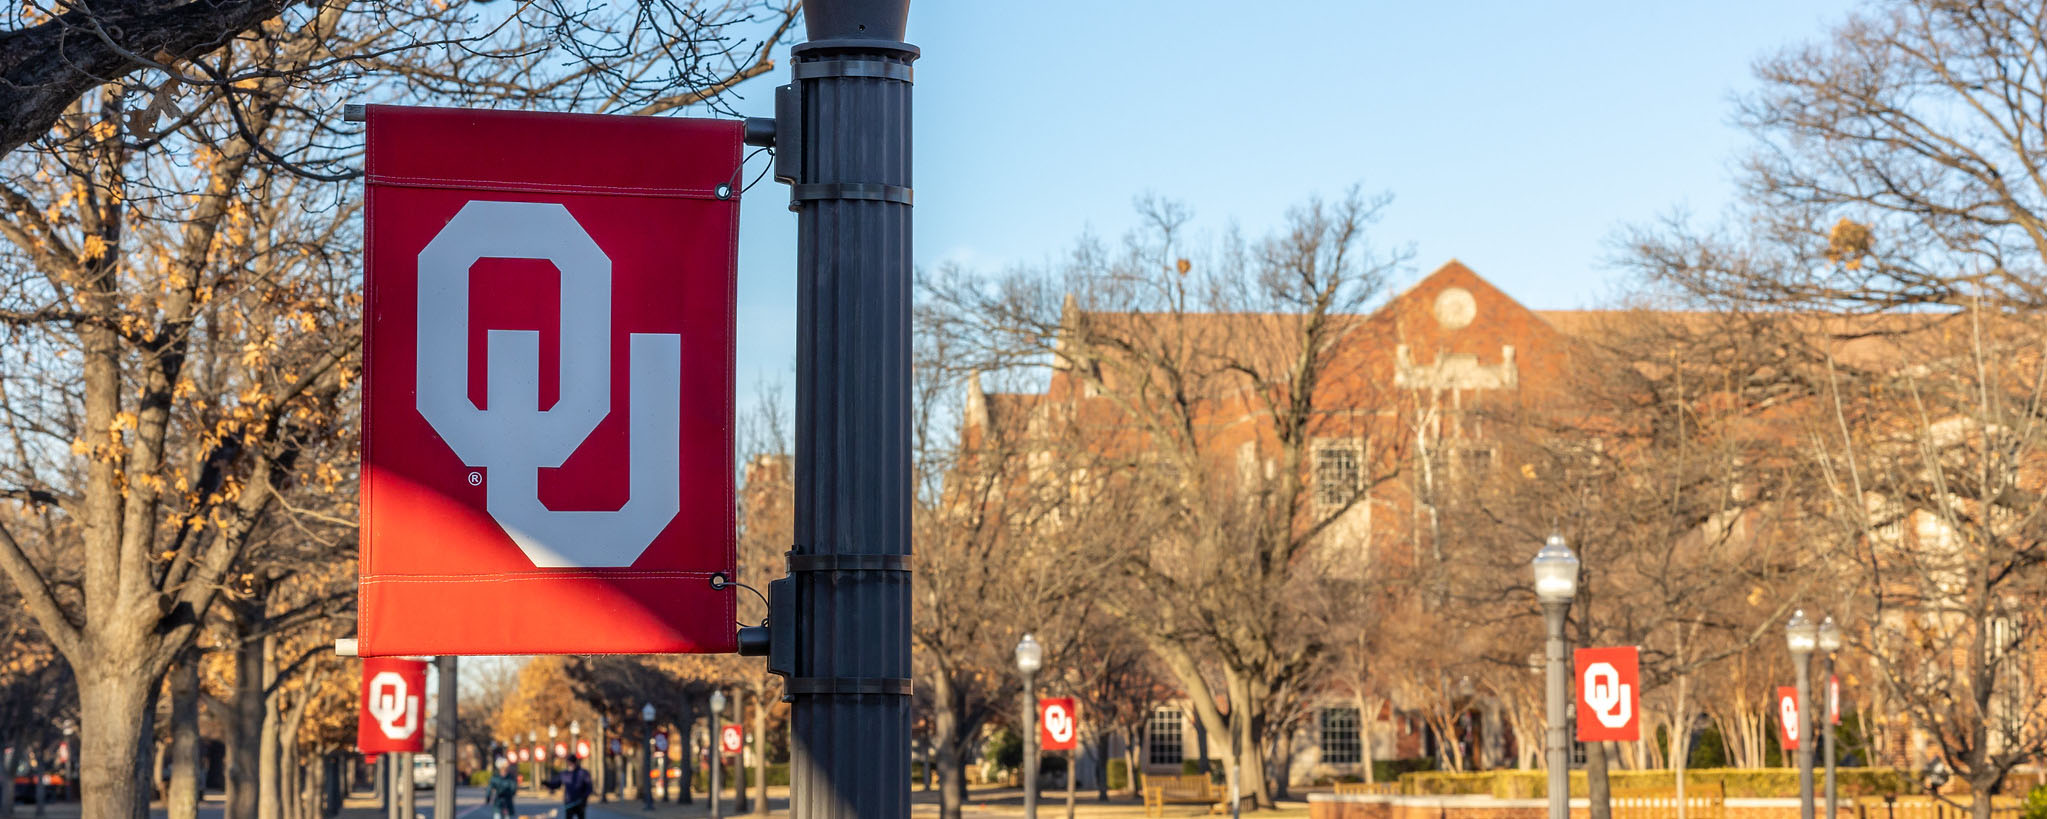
<box><xmin>791</xmin><ymin>59</ymin><xmax>914</xmax><ymax>83</ymax></box>
<box><xmin>743</xmin><ymin>116</ymin><xmax>777</xmax><ymax>148</ymax></box>
<box><xmin>787</xmin><ymin>553</ymin><xmax>910</xmax><ymax>573</ymax></box>
<box><xmin>784</xmin><ymin>677</ymin><xmax>913</xmax><ymax>698</ymax></box>
<box><xmin>789</xmin><ymin>182</ymin><xmax>913</xmax><ymax>206</ymax></box>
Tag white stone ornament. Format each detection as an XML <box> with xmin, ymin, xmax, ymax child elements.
<box><xmin>1433</xmin><ymin>286</ymin><xmax>1477</xmax><ymax>330</ymax></box>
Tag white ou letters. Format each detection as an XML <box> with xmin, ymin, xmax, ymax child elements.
<box><xmin>415</xmin><ymin>201</ymin><xmax>681</xmax><ymax>567</ymax></box>
<box><xmin>1779</xmin><ymin>695</ymin><xmax>1800</xmax><ymax>742</ymax></box>
<box><xmin>1043</xmin><ymin>704</ymin><xmax>1075</xmax><ymax>744</ymax></box>
<box><xmin>1581</xmin><ymin>661</ymin><xmax>1633</xmax><ymax>729</ymax></box>
<box><xmin>366</xmin><ymin>671</ymin><xmax>420</xmax><ymax>740</ymax></box>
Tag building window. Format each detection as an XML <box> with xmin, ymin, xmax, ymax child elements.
<box><xmin>1320</xmin><ymin>707</ymin><xmax>1362</xmax><ymax>764</ymax></box>
<box><xmin>1316</xmin><ymin>442</ymin><xmax>1362</xmax><ymax>507</ymax></box>
<box><xmin>1454</xmin><ymin>445</ymin><xmax>1495</xmax><ymax>477</ymax></box>
<box><xmin>1147</xmin><ymin>708</ymin><xmax>1184</xmax><ymax>765</ymax></box>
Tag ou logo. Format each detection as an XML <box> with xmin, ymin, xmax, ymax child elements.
<box><xmin>416</xmin><ymin>201</ymin><xmax>681</xmax><ymax>568</ymax></box>
<box><xmin>1779</xmin><ymin>695</ymin><xmax>1800</xmax><ymax>742</ymax></box>
<box><xmin>1043</xmin><ymin>703</ymin><xmax>1075</xmax><ymax>744</ymax></box>
<box><xmin>366</xmin><ymin>671</ymin><xmax>420</xmax><ymax>739</ymax></box>
<box><xmin>1581</xmin><ymin>661</ymin><xmax>1633</xmax><ymax>729</ymax></box>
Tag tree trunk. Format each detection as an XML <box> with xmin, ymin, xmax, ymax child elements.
<box><xmin>1354</xmin><ymin>694</ymin><xmax>1380</xmax><ymax>783</ymax></box>
<box><xmin>170</xmin><ymin>648</ymin><xmax>201</xmax><ymax>819</ymax></box>
<box><xmin>1271</xmin><ymin>722</ymin><xmax>1294</xmax><ymax>801</ymax></box>
<box><xmin>323</xmin><ymin>754</ymin><xmax>343</xmax><ymax>818</ymax></box>
<box><xmin>1671</xmin><ymin>664</ymin><xmax>1690</xmax><ymax>819</ymax></box>
<box><xmin>228</xmin><ymin>624</ymin><xmax>263</xmax><ymax>819</ymax></box>
<box><xmin>930</xmin><ymin>672</ymin><xmax>968</xmax><ymax>819</ymax></box>
<box><xmin>1125</xmin><ymin>733</ymin><xmax>1140</xmax><ymax>798</ymax></box>
<box><xmin>1094</xmin><ymin>734</ymin><xmax>1110</xmax><ymax>802</ymax></box>
<box><xmin>77</xmin><ymin>660</ymin><xmax>161</xmax><ymax>819</ymax></box>
<box><xmin>2</xmin><ymin>739</ymin><xmax>16</xmax><ymax>818</ymax></box>
<box><xmin>259</xmin><ymin>633</ymin><xmax>282</xmax><ymax>819</ymax></box>
<box><xmin>280</xmin><ymin>745</ymin><xmax>299</xmax><ymax>819</ymax></box>
<box><xmin>1585</xmin><ymin>740</ymin><xmax>1612</xmax><ymax>819</ymax></box>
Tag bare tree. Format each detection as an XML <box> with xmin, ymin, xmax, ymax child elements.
<box><xmin>1618</xmin><ymin>4</ymin><xmax>2047</xmax><ymax>815</ymax></box>
<box><xmin>0</xmin><ymin>5</ymin><xmax>797</xmax><ymax>818</ymax></box>
<box><xmin>0</xmin><ymin>0</ymin><xmax>800</xmax><ymax>159</ymax></box>
<box><xmin>928</xmin><ymin>189</ymin><xmax>1412</xmax><ymax>808</ymax></box>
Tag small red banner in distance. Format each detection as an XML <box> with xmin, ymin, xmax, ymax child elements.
<box><xmin>1040</xmin><ymin>698</ymin><xmax>1079</xmax><ymax>751</ymax></box>
<box><xmin>357</xmin><ymin>658</ymin><xmax>428</xmax><ymax>754</ymax></box>
<box><xmin>1574</xmin><ymin>646</ymin><xmax>1640</xmax><ymax>742</ymax></box>
<box><xmin>1777</xmin><ymin>685</ymin><xmax>1801</xmax><ymax>749</ymax></box>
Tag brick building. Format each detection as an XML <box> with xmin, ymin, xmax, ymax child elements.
<box><xmin>948</xmin><ymin>259</ymin><xmax>2046</xmax><ymax>785</ymax></box>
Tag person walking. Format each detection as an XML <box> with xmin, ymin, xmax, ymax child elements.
<box><xmin>546</xmin><ymin>755</ymin><xmax>595</xmax><ymax>819</ymax></box>
<box><xmin>486</xmin><ymin>760</ymin><xmax>519</xmax><ymax>819</ymax></box>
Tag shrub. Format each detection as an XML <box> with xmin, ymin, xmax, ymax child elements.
<box><xmin>468</xmin><ymin>770</ymin><xmax>491</xmax><ymax>787</ymax></box>
<box><xmin>1374</xmin><ymin>758</ymin><xmax>1436</xmax><ymax>784</ymax></box>
<box><xmin>2020</xmin><ymin>784</ymin><xmax>2047</xmax><ymax>819</ymax></box>
<box><xmin>987</xmin><ymin>729</ymin><xmax>1023</xmax><ymax>773</ymax></box>
<box><xmin>690</xmin><ymin>762</ymin><xmax>791</xmax><ymax>791</ymax></box>
<box><xmin>1395</xmin><ymin>768</ymin><xmax>1911</xmax><ymax>798</ymax></box>
<box><xmin>1107</xmin><ymin>759</ymin><xmax>1129</xmax><ymax>791</ymax></box>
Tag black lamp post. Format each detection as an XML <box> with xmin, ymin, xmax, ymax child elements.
<box><xmin>639</xmin><ymin>704</ymin><xmax>655</xmax><ymax>809</ymax></box>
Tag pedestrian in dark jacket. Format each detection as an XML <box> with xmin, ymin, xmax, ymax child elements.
<box><xmin>545</xmin><ymin>755</ymin><xmax>594</xmax><ymax>819</ymax></box>
<box><xmin>486</xmin><ymin>760</ymin><xmax>518</xmax><ymax>819</ymax></box>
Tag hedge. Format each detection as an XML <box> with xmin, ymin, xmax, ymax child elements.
<box><xmin>1398</xmin><ymin>768</ymin><xmax>1913</xmax><ymax>799</ymax></box>
<box><xmin>690</xmin><ymin>762</ymin><xmax>791</xmax><ymax>791</ymax></box>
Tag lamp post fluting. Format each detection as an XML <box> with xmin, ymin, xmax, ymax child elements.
<box><xmin>1787</xmin><ymin>610</ymin><xmax>1818</xmax><ymax>819</ymax></box>
<box><xmin>1818</xmin><ymin>617</ymin><xmax>1841</xmax><ymax>819</ymax></box>
<box><xmin>1532</xmin><ymin>533</ymin><xmax>1581</xmax><ymax>819</ymax></box>
<box><xmin>1016</xmin><ymin>634</ymin><xmax>1044</xmax><ymax>819</ymax></box>
<box><xmin>640</xmin><ymin>703</ymin><xmax>656</xmax><ymax>809</ymax></box>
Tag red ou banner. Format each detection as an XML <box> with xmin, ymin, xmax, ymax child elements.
<box><xmin>555</xmin><ymin>742</ymin><xmax>569</xmax><ymax>759</ymax></box>
<box><xmin>1829</xmin><ymin>674</ymin><xmax>1841</xmax><ymax>726</ymax></box>
<box><xmin>1574</xmin><ymin>646</ymin><xmax>1640</xmax><ymax>741</ymax></box>
<box><xmin>357</xmin><ymin>658</ymin><xmax>428</xmax><ymax>754</ymax></box>
<box><xmin>357</xmin><ymin>105</ymin><xmax>740</xmax><ymax>655</ymax></box>
<box><xmin>1778</xmin><ymin>686</ymin><xmax>1801</xmax><ymax>749</ymax></box>
<box><xmin>1039</xmin><ymin>698</ymin><xmax>1079</xmax><ymax>751</ymax></box>
<box><xmin>577</xmin><ymin>739</ymin><xmax>591</xmax><ymax>759</ymax></box>
<box><xmin>720</xmin><ymin>725</ymin><xmax>744</xmax><ymax>755</ymax></box>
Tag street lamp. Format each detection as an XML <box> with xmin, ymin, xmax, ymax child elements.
<box><xmin>1818</xmin><ymin>617</ymin><xmax>1842</xmax><ymax>819</ymax></box>
<box><xmin>527</xmin><ymin>731</ymin><xmax>539</xmax><ymax>792</ymax></box>
<box><xmin>1532</xmin><ymin>533</ymin><xmax>1579</xmax><ymax>819</ymax></box>
<box><xmin>639</xmin><ymin>704</ymin><xmax>656</xmax><ymax>809</ymax></box>
<box><xmin>549</xmin><ymin>724</ymin><xmax>561</xmax><ymax>778</ymax></box>
<box><xmin>710</xmin><ymin>689</ymin><xmax>728</xmax><ymax>819</ymax></box>
<box><xmin>1016</xmin><ymin>633</ymin><xmax>1044</xmax><ymax>819</ymax></box>
<box><xmin>1787</xmin><ymin>610</ymin><xmax>1818</xmax><ymax>819</ymax></box>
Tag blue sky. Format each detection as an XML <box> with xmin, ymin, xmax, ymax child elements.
<box><xmin>723</xmin><ymin>0</ymin><xmax>1865</xmax><ymax>422</ymax></box>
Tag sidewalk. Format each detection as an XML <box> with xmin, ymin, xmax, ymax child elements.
<box><xmin>11</xmin><ymin>786</ymin><xmax>1312</xmax><ymax>819</ymax></box>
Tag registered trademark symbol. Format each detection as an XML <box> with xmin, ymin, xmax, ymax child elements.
<box><xmin>468</xmin><ymin>471</ymin><xmax>482</xmax><ymax>486</ymax></box>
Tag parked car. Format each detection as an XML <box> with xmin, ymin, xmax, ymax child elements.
<box><xmin>411</xmin><ymin>755</ymin><xmax>436</xmax><ymax>791</ymax></box>
<box><xmin>10</xmin><ymin>772</ymin><xmax>65</xmax><ymax>802</ymax></box>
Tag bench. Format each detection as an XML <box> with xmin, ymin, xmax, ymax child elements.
<box><xmin>1610</xmin><ymin>782</ymin><xmax>1726</xmax><ymax>819</ymax></box>
<box><xmin>1143</xmin><ymin>773</ymin><xmax>1223</xmax><ymax>817</ymax></box>
<box><xmin>1333</xmin><ymin>782</ymin><xmax>1402</xmax><ymax>796</ymax></box>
